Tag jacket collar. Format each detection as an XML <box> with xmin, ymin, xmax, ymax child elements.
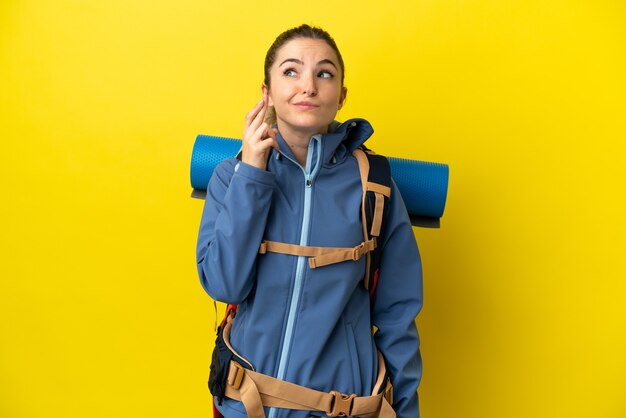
<box><xmin>274</xmin><ymin>118</ymin><xmax>374</xmax><ymax>166</ymax></box>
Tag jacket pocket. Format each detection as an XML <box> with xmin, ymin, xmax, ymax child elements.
<box><xmin>345</xmin><ymin>323</ymin><xmax>362</xmax><ymax>393</ymax></box>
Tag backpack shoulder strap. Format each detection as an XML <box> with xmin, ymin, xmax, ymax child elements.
<box><xmin>352</xmin><ymin>146</ymin><xmax>392</xmax><ymax>306</ymax></box>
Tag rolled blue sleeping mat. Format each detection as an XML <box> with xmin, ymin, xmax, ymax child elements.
<box><xmin>190</xmin><ymin>135</ymin><xmax>449</xmax><ymax>228</ymax></box>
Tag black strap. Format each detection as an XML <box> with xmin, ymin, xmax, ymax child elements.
<box><xmin>360</xmin><ymin>145</ymin><xmax>392</xmax><ymax>306</ymax></box>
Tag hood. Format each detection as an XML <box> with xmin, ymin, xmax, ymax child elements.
<box><xmin>323</xmin><ymin>118</ymin><xmax>374</xmax><ymax>164</ymax></box>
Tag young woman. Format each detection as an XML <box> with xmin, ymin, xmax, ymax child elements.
<box><xmin>196</xmin><ymin>24</ymin><xmax>423</xmax><ymax>418</ymax></box>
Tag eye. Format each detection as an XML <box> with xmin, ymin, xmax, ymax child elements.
<box><xmin>318</xmin><ymin>70</ymin><xmax>334</xmax><ymax>79</ymax></box>
<box><xmin>283</xmin><ymin>68</ymin><xmax>297</xmax><ymax>77</ymax></box>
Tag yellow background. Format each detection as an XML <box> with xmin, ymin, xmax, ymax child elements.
<box><xmin>1</xmin><ymin>1</ymin><xmax>625</xmax><ymax>417</ymax></box>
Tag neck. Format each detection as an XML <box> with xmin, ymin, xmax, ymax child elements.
<box><xmin>277</xmin><ymin>121</ymin><xmax>328</xmax><ymax>168</ymax></box>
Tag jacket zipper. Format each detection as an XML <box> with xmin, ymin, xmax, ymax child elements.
<box><xmin>268</xmin><ymin>135</ymin><xmax>322</xmax><ymax>418</ymax></box>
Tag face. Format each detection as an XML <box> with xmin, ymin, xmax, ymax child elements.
<box><xmin>263</xmin><ymin>38</ymin><xmax>347</xmax><ymax>136</ymax></box>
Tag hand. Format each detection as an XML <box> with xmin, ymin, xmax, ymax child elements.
<box><xmin>241</xmin><ymin>92</ymin><xmax>278</xmax><ymax>170</ymax></box>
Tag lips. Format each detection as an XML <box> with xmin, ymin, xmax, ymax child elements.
<box><xmin>293</xmin><ymin>102</ymin><xmax>319</xmax><ymax>109</ymax></box>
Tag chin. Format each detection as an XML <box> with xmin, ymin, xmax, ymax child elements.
<box><xmin>283</xmin><ymin>114</ymin><xmax>336</xmax><ymax>133</ymax></box>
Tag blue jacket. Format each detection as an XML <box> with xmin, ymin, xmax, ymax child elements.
<box><xmin>196</xmin><ymin>118</ymin><xmax>423</xmax><ymax>418</ymax></box>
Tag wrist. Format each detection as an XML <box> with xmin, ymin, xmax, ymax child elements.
<box><xmin>241</xmin><ymin>154</ymin><xmax>268</xmax><ymax>170</ymax></box>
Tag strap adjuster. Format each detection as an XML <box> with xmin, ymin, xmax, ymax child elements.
<box><xmin>328</xmin><ymin>391</ymin><xmax>356</xmax><ymax>417</ymax></box>
<box><xmin>227</xmin><ymin>362</ymin><xmax>245</xmax><ymax>390</ymax></box>
<box><xmin>352</xmin><ymin>243</ymin><xmax>365</xmax><ymax>261</ymax></box>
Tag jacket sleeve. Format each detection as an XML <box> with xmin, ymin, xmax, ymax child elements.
<box><xmin>372</xmin><ymin>179</ymin><xmax>423</xmax><ymax>418</ymax></box>
<box><xmin>196</xmin><ymin>159</ymin><xmax>276</xmax><ymax>304</ymax></box>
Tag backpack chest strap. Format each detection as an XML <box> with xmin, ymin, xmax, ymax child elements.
<box><xmin>258</xmin><ymin>239</ymin><xmax>376</xmax><ymax>269</ymax></box>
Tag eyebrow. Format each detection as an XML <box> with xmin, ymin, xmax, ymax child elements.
<box><xmin>279</xmin><ymin>58</ymin><xmax>338</xmax><ymax>70</ymax></box>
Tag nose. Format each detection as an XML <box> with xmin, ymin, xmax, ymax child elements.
<box><xmin>302</xmin><ymin>72</ymin><xmax>317</xmax><ymax>96</ymax></box>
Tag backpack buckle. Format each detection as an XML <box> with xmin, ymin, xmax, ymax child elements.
<box><xmin>328</xmin><ymin>391</ymin><xmax>356</xmax><ymax>417</ymax></box>
<box><xmin>227</xmin><ymin>362</ymin><xmax>245</xmax><ymax>390</ymax></box>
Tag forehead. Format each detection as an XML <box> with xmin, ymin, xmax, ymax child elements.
<box><xmin>274</xmin><ymin>38</ymin><xmax>339</xmax><ymax>65</ymax></box>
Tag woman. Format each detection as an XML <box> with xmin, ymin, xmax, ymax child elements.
<box><xmin>196</xmin><ymin>24</ymin><xmax>423</xmax><ymax>418</ymax></box>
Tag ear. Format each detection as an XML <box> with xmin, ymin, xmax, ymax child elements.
<box><xmin>338</xmin><ymin>86</ymin><xmax>348</xmax><ymax>110</ymax></box>
<box><xmin>262</xmin><ymin>84</ymin><xmax>273</xmax><ymax>107</ymax></box>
